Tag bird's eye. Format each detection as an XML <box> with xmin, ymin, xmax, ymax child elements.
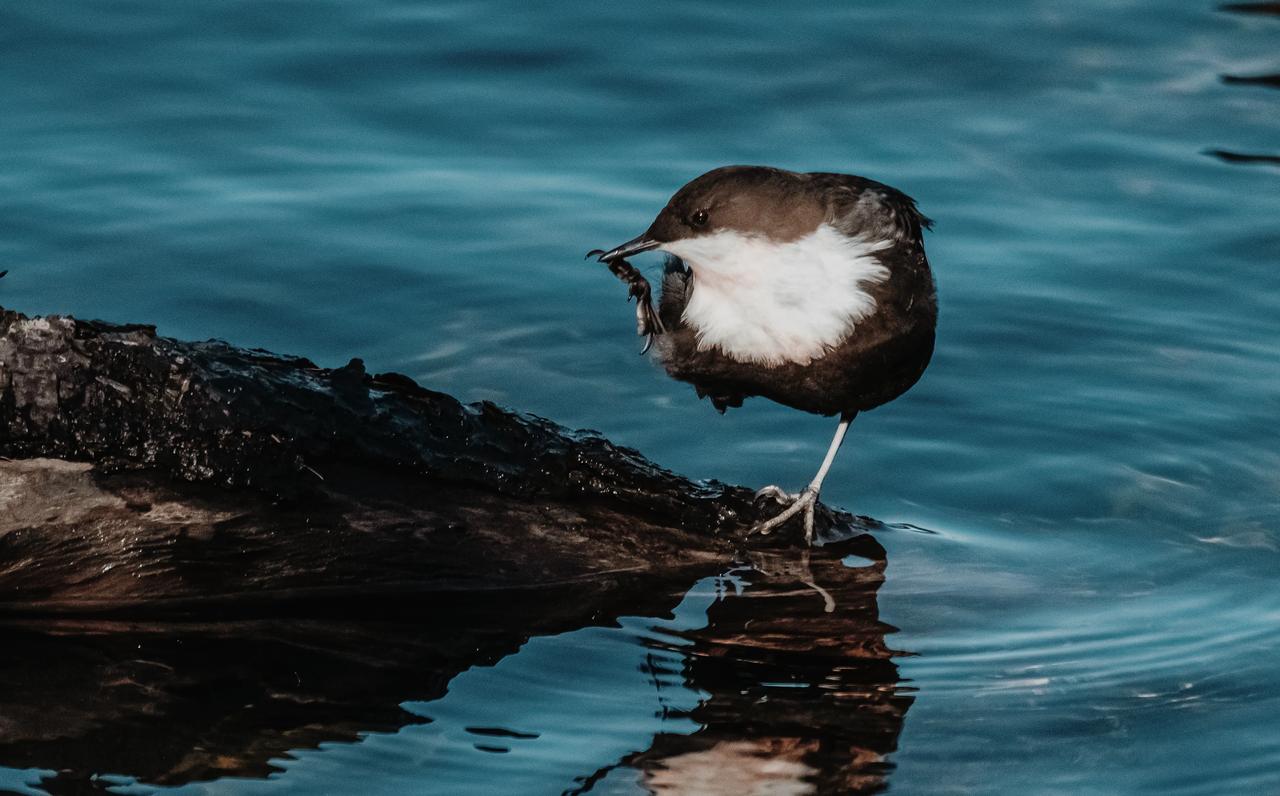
<box><xmin>689</xmin><ymin>209</ymin><xmax>709</xmax><ymax>228</ymax></box>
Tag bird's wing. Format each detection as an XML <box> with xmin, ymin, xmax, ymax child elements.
<box><xmin>806</xmin><ymin>172</ymin><xmax>932</xmax><ymax>245</ymax></box>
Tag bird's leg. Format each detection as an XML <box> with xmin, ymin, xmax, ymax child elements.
<box><xmin>752</xmin><ymin>412</ymin><xmax>856</xmax><ymax>545</ymax></box>
<box><xmin>587</xmin><ymin>253</ymin><xmax>665</xmax><ymax>353</ymax></box>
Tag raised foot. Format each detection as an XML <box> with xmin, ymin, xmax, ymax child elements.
<box><xmin>595</xmin><ymin>254</ymin><xmax>665</xmax><ymax>354</ymax></box>
<box><xmin>751</xmin><ymin>485</ymin><xmax>821</xmax><ymax>544</ymax></box>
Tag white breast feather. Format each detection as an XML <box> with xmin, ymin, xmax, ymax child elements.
<box><xmin>661</xmin><ymin>224</ymin><xmax>892</xmax><ymax>366</ymax></box>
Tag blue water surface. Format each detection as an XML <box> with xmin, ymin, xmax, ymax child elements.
<box><xmin>2</xmin><ymin>0</ymin><xmax>1279</xmax><ymax>793</ymax></box>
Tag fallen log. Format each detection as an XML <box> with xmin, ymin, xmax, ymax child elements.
<box><xmin>0</xmin><ymin>305</ymin><xmax>865</xmax><ymax>614</ymax></box>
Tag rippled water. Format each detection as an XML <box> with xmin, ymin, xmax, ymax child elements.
<box><xmin>3</xmin><ymin>1</ymin><xmax>1279</xmax><ymax>793</ymax></box>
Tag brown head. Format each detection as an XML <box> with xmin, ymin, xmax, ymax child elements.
<box><xmin>587</xmin><ymin>166</ymin><xmax>829</xmax><ymax>262</ymax></box>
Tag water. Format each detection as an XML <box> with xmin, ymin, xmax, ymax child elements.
<box><xmin>2</xmin><ymin>0</ymin><xmax>1279</xmax><ymax>793</ymax></box>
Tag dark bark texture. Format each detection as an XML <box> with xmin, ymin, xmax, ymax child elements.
<box><xmin>0</xmin><ymin>305</ymin><xmax>863</xmax><ymax>616</ymax></box>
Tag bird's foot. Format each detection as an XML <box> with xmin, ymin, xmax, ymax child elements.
<box><xmin>590</xmin><ymin>253</ymin><xmax>666</xmax><ymax>354</ymax></box>
<box><xmin>751</xmin><ymin>485</ymin><xmax>821</xmax><ymax>545</ymax></box>
<box><xmin>753</xmin><ymin>484</ymin><xmax>794</xmax><ymax>505</ymax></box>
<box><xmin>625</xmin><ymin>273</ymin><xmax>665</xmax><ymax>354</ymax></box>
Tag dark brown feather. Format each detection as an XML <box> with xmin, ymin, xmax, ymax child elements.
<box><xmin>653</xmin><ymin>171</ymin><xmax>937</xmax><ymax>417</ymax></box>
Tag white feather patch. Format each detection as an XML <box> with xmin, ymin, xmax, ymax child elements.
<box><xmin>661</xmin><ymin>224</ymin><xmax>892</xmax><ymax>365</ymax></box>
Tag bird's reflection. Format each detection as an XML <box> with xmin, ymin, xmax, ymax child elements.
<box><xmin>617</xmin><ymin>535</ymin><xmax>912</xmax><ymax>795</ymax></box>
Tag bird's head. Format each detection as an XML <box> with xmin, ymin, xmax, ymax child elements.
<box><xmin>587</xmin><ymin>166</ymin><xmax>825</xmax><ymax>267</ymax></box>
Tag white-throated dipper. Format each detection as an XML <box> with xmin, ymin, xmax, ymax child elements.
<box><xmin>588</xmin><ymin>165</ymin><xmax>937</xmax><ymax>544</ymax></box>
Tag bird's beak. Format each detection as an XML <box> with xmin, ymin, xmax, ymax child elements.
<box><xmin>585</xmin><ymin>234</ymin><xmax>660</xmax><ymax>263</ymax></box>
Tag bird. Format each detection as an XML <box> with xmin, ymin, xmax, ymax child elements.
<box><xmin>587</xmin><ymin>165</ymin><xmax>937</xmax><ymax>544</ymax></box>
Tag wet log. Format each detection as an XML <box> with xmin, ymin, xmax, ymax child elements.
<box><xmin>0</xmin><ymin>305</ymin><xmax>863</xmax><ymax>616</ymax></box>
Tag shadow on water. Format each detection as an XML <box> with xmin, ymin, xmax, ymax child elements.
<box><xmin>1204</xmin><ymin>148</ymin><xmax>1280</xmax><ymax>165</ymax></box>
<box><xmin>0</xmin><ymin>535</ymin><xmax>909</xmax><ymax>796</ymax></box>
<box><xmin>1219</xmin><ymin>2</ymin><xmax>1280</xmax><ymax>14</ymax></box>
<box><xmin>1220</xmin><ymin>73</ymin><xmax>1280</xmax><ymax>89</ymax></box>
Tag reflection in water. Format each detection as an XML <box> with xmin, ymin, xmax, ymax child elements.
<box><xmin>0</xmin><ymin>536</ymin><xmax>908</xmax><ymax>795</ymax></box>
<box><xmin>0</xmin><ymin>619</ymin><xmax>475</xmax><ymax>792</ymax></box>
<box><xmin>624</xmin><ymin>541</ymin><xmax>911</xmax><ymax>796</ymax></box>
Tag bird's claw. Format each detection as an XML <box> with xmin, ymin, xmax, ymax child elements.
<box><xmin>635</xmin><ymin>298</ymin><xmax>664</xmax><ymax>353</ymax></box>
<box><xmin>623</xmin><ymin>267</ymin><xmax>664</xmax><ymax>353</ymax></box>
<box><xmin>751</xmin><ymin>486</ymin><xmax>821</xmax><ymax>545</ymax></box>
<box><xmin>590</xmin><ymin>252</ymin><xmax>665</xmax><ymax>355</ymax></box>
<box><xmin>753</xmin><ymin>484</ymin><xmax>795</xmax><ymax>505</ymax></box>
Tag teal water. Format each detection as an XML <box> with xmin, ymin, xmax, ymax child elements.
<box><xmin>2</xmin><ymin>1</ymin><xmax>1280</xmax><ymax>794</ymax></box>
